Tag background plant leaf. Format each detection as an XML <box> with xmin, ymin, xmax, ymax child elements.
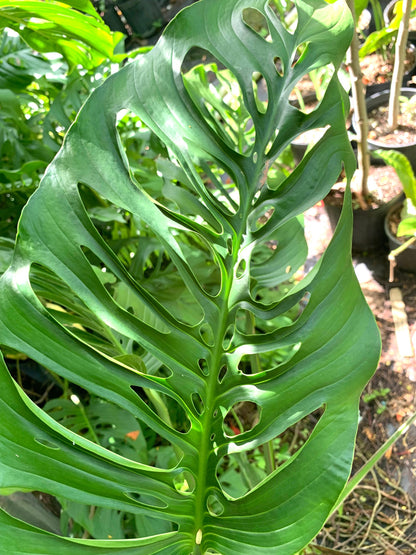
<box><xmin>0</xmin><ymin>0</ymin><xmax>122</xmax><ymax>70</ymax></box>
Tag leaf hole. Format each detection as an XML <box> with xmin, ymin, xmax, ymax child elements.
<box><xmin>115</xmin><ymin>110</ymin><xmax>169</xmax><ymax>184</ymax></box>
<box><xmin>198</xmin><ymin>358</ymin><xmax>209</xmax><ymax>376</ymax></box>
<box><xmin>218</xmin><ymin>365</ymin><xmax>228</xmax><ymax>383</ymax></box>
<box><xmin>242</xmin><ymin>8</ymin><xmax>272</xmax><ymax>41</ymax></box>
<box><xmin>265</xmin><ymin>128</ymin><xmax>280</xmax><ymax>155</ymax></box>
<box><xmin>206</xmin><ymin>494</ymin><xmax>224</xmax><ymax>516</ymax></box>
<box><xmin>198</xmin><ymin>160</ymin><xmax>240</xmax><ymax>216</ymax></box>
<box><xmin>181</xmin><ymin>47</ymin><xmax>224</xmax><ymax>74</ymax></box>
<box><xmin>227</xmin><ymin>237</ymin><xmax>233</xmax><ymax>255</ymax></box>
<box><xmin>292</xmin><ymin>42</ymin><xmax>310</xmax><ymax>67</ymax></box>
<box><xmin>235</xmin><ymin>308</ymin><xmax>252</xmax><ymax>334</ymax></box>
<box><xmin>289</xmin><ymin>65</ymin><xmax>334</xmax><ymax>112</ymax></box>
<box><xmin>34</xmin><ymin>438</ymin><xmax>61</xmax><ymax>450</ymax></box>
<box><xmin>173</xmin><ymin>231</ymin><xmax>221</xmax><ymax>298</ymax></box>
<box><xmin>191</xmin><ymin>392</ymin><xmax>204</xmax><ymax>416</ymax></box>
<box><xmin>238</xmin><ymin>340</ymin><xmax>301</xmax><ymax>375</ymax></box>
<box><xmin>252</xmin><ymin>74</ymin><xmax>268</xmax><ymax>114</ymax></box>
<box><xmin>84</xmin><ymin>227</ymin><xmax>206</xmax><ymax>324</ymax></box>
<box><xmin>289</xmin><ymin>86</ymin><xmax>318</xmax><ymax>114</ymax></box>
<box><xmin>223</xmin><ymin>401</ymin><xmax>261</xmax><ymax>437</ymax></box>
<box><xmin>222</xmin><ymin>324</ymin><xmax>234</xmax><ymax>350</ymax></box>
<box><xmin>217</xmin><ymin>407</ymin><xmax>324</xmax><ymax>498</ymax></box>
<box><xmin>236</xmin><ymin>258</ymin><xmax>246</xmax><ymax>278</ymax></box>
<box><xmin>46</xmin><ymin>391</ymin><xmax>181</xmax><ymax>469</ymax></box>
<box><xmin>274</xmin><ymin>56</ymin><xmax>284</xmax><ymax>77</ymax></box>
<box><xmin>199</xmin><ymin>322</ymin><xmax>214</xmax><ymax>347</ymax></box>
<box><xmin>130</xmin><ymin>385</ymin><xmax>191</xmax><ymax>435</ymax></box>
<box><xmin>173</xmin><ymin>471</ymin><xmax>196</xmax><ymax>494</ymax></box>
<box><xmin>255</xmin><ymin>205</ymin><xmax>275</xmax><ymax>231</ymax></box>
<box><xmin>124</xmin><ymin>491</ymin><xmax>168</xmax><ymax>509</ymax></box>
<box><xmin>61</xmin><ymin>497</ymin><xmax>175</xmax><ymax>538</ymax></box>
<box><xmin>182</xmin><ymin>59</ymin><xmax>256</xmax><ymax>156</ymax></box>
<box><xmin>267</xmin><ymin>0</ymin><xmax>296</xmax><ymax>33</ymax></box>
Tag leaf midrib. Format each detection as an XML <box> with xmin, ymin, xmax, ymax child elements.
<box><xmin>191</xmin><ymin>183</ymin><xmax>257</xmax><ymax>551</ymax></box>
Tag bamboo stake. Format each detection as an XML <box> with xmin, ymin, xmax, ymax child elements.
<box><xmin>346</xmin><ymin>0</ymin><xmax>370</xmax><ymax>203</ymax></box>
<box><xmin>388</xmin><ymin>0</ymin><xmax>412</xmax><ymax>130</ymax></box>
<box><xmin>389</xmin><ymin>287</ymin><xmax>414</xmax><ymax>357</ymax></box>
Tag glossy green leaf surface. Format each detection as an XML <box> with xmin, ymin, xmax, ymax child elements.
<box><xmin>0</xmin><ymin>0</ymin><xmax>121</xmax><ymax>69</ymax></box>
<box><xmin>0</xmin><ymin>0</ymin><xmax>380</xmax><ymax>553</ymax></box>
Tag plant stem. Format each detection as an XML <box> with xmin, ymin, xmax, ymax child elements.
<box><xmin>388</xmin><ymin>0</ymin><xmax>412</xmax><ymax>130</ymax></box>
<box><xmin>78</xmin><ymin>400</ymin><xmax>101</xmax><ymax>445</ymax></box>
<box><xmin>230</xmin><ymin>407</ymin><xmax>244</xmax><ymax>434</ymax></box>
<box><xmin>346</xmin><ymin>0</ymin><xmax>370</xmax><ymax>203</ymax></box>
<box><xmin>16</xmin><ymin>358</ymin><xmax>22</xmax><ymax>388</ymax></box>
<box><xmin>303</xmin><ymin>544</ymin><xmax>351</xmax><ymax>554</ymax></box>
<box><xmin>235</xmin><ymin>452</ymin><xmax>257</xmax><ymax>490</ymax></box>
<box><xmin>389</xmin><ymin>235</ymin><xmax>416</xmax><ymax>259</ymax></box>
<box><xmin>263</xmin><ymin>440</ymin><xmax>276</xmax><ymax>473</ymax></box>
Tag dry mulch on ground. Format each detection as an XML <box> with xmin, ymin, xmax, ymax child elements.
<box><xmin>304</xmin><ymin>203</ymin><xmax>416</xmax><ymax>555</ymax></box>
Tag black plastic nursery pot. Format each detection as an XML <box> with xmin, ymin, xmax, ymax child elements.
<box><xmin>102</xmin><ymin>5</ymin><xmax>128</xmax><ymax>34</ymax></box>
<box><xmin>356</xmin><ymin>88</ymin><xmax>416</xmax><ymax>171</ymax></box>
<box><xmin>117</xmin><ymin>0</ymin><xmax>163</xmax><ymax>37</ymax></box>
<box><xmin>324</xmin><ymin>191</ymin><xmax>403</xmax><ymax>252</ymax></box>
<box><xmin>384</xmin><ymin>200</ymin><xmax>416</xmax><ymax>273</ymax></box>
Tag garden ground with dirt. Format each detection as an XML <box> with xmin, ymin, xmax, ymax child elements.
<box><xmin>303</xmin><ymin>202</ymin><xmax>416</xmax><ymax>555</ymax></box>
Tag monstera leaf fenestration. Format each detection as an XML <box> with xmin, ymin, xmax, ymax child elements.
<box><xmin>0</xmin><ymin>0</ymin><xmax>380</xmax><ymax>553</ymax></box>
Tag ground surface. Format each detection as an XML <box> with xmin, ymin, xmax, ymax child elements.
<box><xmin>304</xmin><ymin>203</ymin><xmax>416</xmax><ymax>555</ymax></box>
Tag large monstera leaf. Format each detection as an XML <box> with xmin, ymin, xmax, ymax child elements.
<box><xmin>0</xmin><ymin>0</ymin><xmax>380</xmax><ymax>553</ymax></box>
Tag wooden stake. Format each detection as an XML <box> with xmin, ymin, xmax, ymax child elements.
<box><xmin>389</xmin><ymin>287</ymin><xmax>414</xmax><ymax>358</ymax></box>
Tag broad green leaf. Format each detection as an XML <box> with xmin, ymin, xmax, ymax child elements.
<box><xmin>56</xmin><ymin>0</ymin><xmax>101</xmax><ymax>19</ymax></box>
<box><xmin>359</xmin><ymin>28</ymin><xmax>395</xmax><ymax>57</ymax></box>
<box><xmin>0</xmin><ymin>0</ymin><xmax>122</xmax><ymax>70</ymax></box>
<box><xmin>354</xmin><ymin>0</ymin><xmax>369</xmax><ymax>18</ymax></box>
<box><xmin>0</xmin><ymin>0</ymin><xmax>380</xmax><ymax>553</ymax></box>
<box><xmin>0</xmin><ymin>30</ymin><xmax>53</xmax><ymax>91</ymax></box>
<box><xmin>0</xmin><ymin>160</ymin><xmax>47</xmax><ymax>192</ymax></box>
<box><xmin>397</xmin><ymin>198</ymin><xmax>416</xmax><ymax>236</ymax></box>
<box><xmin>397</xmin><ymin>216</ymin><xmax>416</xmax><ymax>236</ymax></box>
<box><xmin>0</xmin><ymin>236</ymin><xmax>13</xmax><ymax>273</ymax></box>
<box><xmin>386</xmin><ymin>0</ymin><xmax>416</xmax><ymax>30</ymax></box>
<box><xmin>373</xmin><ymin>149</ymin><xmax>416</xmax><ymax>206</ymax></box>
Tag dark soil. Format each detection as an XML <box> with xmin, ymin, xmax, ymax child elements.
<box><xmin>325</xmin><ymin>164</ymin><xmax>404</xmax><ymax>209</ymax></box>
<box><xmin>289</xmin><ymin>76</ymin><xmax>318</xmax><ymax>103</ymax></box>
<box><xmin>360</xmin><ymin>48</ymin><xmax>416</xmax><ymax>89</ymax></box>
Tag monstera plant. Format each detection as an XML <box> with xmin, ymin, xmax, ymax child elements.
<box><xmin>0</xmin><ymin>0</ymin><xmax>381</xmax><ymax>553</ymax></box>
